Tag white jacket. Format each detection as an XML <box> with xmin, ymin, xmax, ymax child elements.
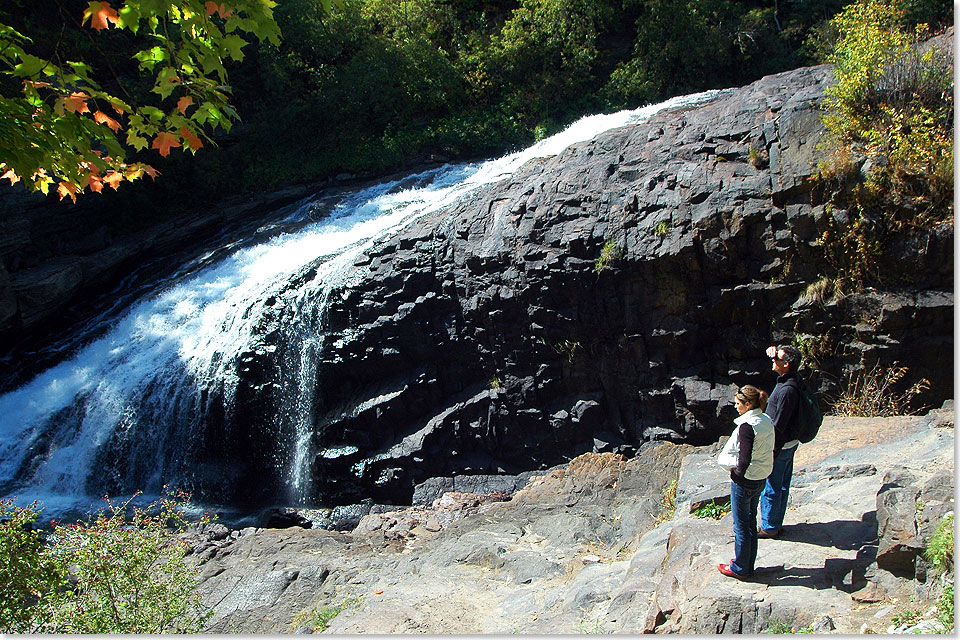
<box><xmin>717</xmin><ymin>408</ymin><xmax>775</xmax><ymax>480</ymax></box>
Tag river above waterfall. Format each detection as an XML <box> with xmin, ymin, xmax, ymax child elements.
<box><xmin>0</xmin><ymin>90</ymin><xmax>723</xmax><ymax>521</ymax></box>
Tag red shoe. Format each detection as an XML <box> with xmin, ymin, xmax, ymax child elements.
<box><xmin>717</xmin><ymin>563</ymin><xmax>747</xmax><ymax>580</ymax></box>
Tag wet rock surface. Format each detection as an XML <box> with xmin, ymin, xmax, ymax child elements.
<box><xmin>191</xmin><ymin>406</ymin><xmax>954</xmax><ymax>634</ymax></box>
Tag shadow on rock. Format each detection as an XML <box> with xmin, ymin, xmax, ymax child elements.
<box><xmin>780</xmin><ymin>512</ymin><xmax>878</xmax><ymax>551</ymax></box>
<box><xmin>752</xmin><ymin>545</ymin><xmax>877</xmax><ymax>592</ymax></box>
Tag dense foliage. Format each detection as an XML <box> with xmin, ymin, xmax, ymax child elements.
<box><xmin>815</xmin><ymin>0</ymin><xmax>953</xmax><ymax>291</ymax></box>
<box><xmin>0</xmin><ymin>0</ymin><xmax>952</xmax><ymax>215</ymax></box>
<box><xmin>0</xmin><ymin>0</ymin><xmax>281</xmax><ymax>200</ymax></box>
<box><xmin>0</xmin><ymin>491</ymin><xmax>211</xmax><ymax>633</ymax></box>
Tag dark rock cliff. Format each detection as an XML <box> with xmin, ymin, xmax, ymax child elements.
<box><xmin>228</xmin><ymin>64</ymin><xmax>952</xmax><ymax>506</ymax></box>
<box><xmin>0</xmin><ymin>55</ymin><xmax>952</xmax><ymax>510</ymax></box>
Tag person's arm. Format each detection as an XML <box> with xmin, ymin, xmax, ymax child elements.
<box><xmin>733</xmin><ymin>423</ymin><xmax>755</xmax><ymax>479</ymax></box>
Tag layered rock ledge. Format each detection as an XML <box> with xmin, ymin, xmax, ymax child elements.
<box><xmin>227</xmin><ymin>58</ymin><xmax>952</xmax><ymax>505</ymax></box>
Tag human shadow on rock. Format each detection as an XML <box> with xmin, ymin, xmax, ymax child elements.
<box><xmin>780</xmin><ymin>512</ymin><xmax>878</xmax><ymax>551</ymax></box>
<box><xmin>752</xmin><ymin>545</ymin><xmax>877</xmax><ymax>592</ymax></box>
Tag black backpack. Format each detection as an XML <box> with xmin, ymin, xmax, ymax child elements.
<box><xmin>789</xmin><ymin>379</ymin><xmax>824</xmax><ymax>444</ymax></box>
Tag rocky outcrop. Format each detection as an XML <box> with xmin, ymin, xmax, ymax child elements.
<box><xmin>2</xmin><ymin>43</ymin><xmax>952</xmax><ymax>509</ymax></box>
<box><xmin>226</xmin><ymin>61</ymin><xmax>951</xmax><ymax>506</ymax></box>
<box><xmin>190</xmin><ymin>406</ymin><xmax>955</xmax><ymax>634</ymax></box>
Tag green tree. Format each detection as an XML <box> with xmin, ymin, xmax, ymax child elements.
<box><xmin>0</xmin><ymin>0</ymin><xmax>281</xmax><ymax>200</ymax></box>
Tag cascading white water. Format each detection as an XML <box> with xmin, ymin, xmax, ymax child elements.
<box><xmin>0</xmin><ymin>90</ymin><xmax>722</xmax><ymax>516</ymax></box>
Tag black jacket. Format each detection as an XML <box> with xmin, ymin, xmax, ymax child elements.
<box><xmin>767</xmin><ymin>371</ymin><xmax>801</xmax><ymax>452</ymax></box>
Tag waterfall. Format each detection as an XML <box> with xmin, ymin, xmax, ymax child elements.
<box><xmin>0</xmin><ymin>90</ymin><xmax>722</xmax><ymax>517</ymax></box>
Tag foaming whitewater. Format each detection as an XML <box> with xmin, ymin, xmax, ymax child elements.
<box><xmin>0</xmin><ymin>90</ymin><xmax>721</xmax><ymax>516</ymax></box>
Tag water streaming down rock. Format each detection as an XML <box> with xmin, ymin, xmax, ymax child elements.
<box><xmin>0</xmin><ymin>91</ymin><xmax>722</xmax><ymax>516</ymax></box>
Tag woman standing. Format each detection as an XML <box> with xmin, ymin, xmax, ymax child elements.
<box><xmin>716</xmin><ymin>385</ymin><xmax>775</xmax><ymax>580</ymax></box>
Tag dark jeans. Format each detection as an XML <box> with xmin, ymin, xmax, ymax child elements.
<box><xmin>730</xmin><ymin>480</ymin><xmax>762</xmax><ymax>576</ymax></box>
<box><xmin>760</xmin><ymin>445</ymin><xmax>797</xmax><ymax>533</ymax></box>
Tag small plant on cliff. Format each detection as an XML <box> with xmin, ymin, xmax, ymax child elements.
<box><xmin>577</xmin><ymin>617</ymin><xmax>605</xmax><ymax>634</ymax></box>
<box><xmin>937</xmin><ymin>583</ymin><xmax>954</xmax><ymax>632</ymax></box>
<box><xmin>923</xmin><ymin>512</ymin><xmax>954</xmax><ymax>574</ymax></box>
<box><xmin>692</xmin><ymin>499</ymin><xmax>730</xmax><ymax>520</ymax></box>
<box><xmin>0</xmin><ymin>489</ymin><xmax>211</xmax><ymax>633</ymax></box>
<box><xmin>654</xmin><ymin>220</ymin><xmax>669</xmax><ymax>236</ymax></box>
<box><xmin>654</xmin><ymin>479</ymin><xmax>678</xmax><ymax>524</ymax></box>
<box><xmin>829</xmin><ymin>361</ymin><xmax>930</xmax><ymax>417</ymax></box>
<box><xmin>554</xmin><ymin>339</ymin><xmax>581</xmax><ymax>363</ymax></box>
<box><xmin>293</xmin><ymin>596</ymin><xmax>364</xmax><ymax>633</ymax></box>
<box><xmin>594</xmin><ymin>239</ymin><xmax>623</xmax><ymax>273</ymax></box>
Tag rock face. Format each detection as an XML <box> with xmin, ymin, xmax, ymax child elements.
<box><xmin>228</xmin><ymin>62</ymin><xmax>952</xmax><ymax>506</ymax></box>
<box><xmin>1</xmin><ymin>49</ymin><xmax>953</xmax><ymax>509</ymax></box>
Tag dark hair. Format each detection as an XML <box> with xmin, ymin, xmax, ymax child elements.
<box><xmin>776</xmin><ymin>345</ymin><xmax>801</xmax><ymax>366</ymax></box>
<box><xmin>736</xmin><ymin>385</ymin><xmax>769</xmax><ymax>411</ymax></box>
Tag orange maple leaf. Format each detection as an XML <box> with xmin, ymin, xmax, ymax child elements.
<box><xmin>93</xmin><ymin>110</ymin><xmax>122</xmax><ymax>132</ymax></box>
<box><xmin>176</xmin><ymin>96</ymin><xmax>194</xmax><ymax>115</ymax></box>
<box><xmin>180</xmin><ymin>126</ymin><xmax>203</xmax><ymax>152</ymax></box>
<box><xmin>63</xmin><ymin>92</ymin><xmax>91</xmax><ymax>114</ymax></box>
<box><xmin>205</xmin><ymin>1</ymin><xmax>234</xmax><ymax>17</ymax></box>
<box><xmin>1</xmin><ymin>169</ymin><xmax>20</xmax><ymax>185</ymax></box>
<box><xmin>102</xmin><ymin>171</ymin><xmax>124</xmax><ymax>190</ymax></box>
<box><xmin>83</xmin><ymin>1</ymin><xmax>119</xmax><ymax>30</ymax></box>
<box><xmin>142</xmin><ymin>164</ymin><xmax>160</xmax><ymax>180</ymax></box>
<box><xmin>85</xmin><ymin>174</ymin><xmax>104</xmax><ymax>193</ymax></box>
<box><xmin>152</xmin><ymin>131</ymin><xmax>181</xmax><ymax>157</ymax></box>
<box><xmin>57</xmin><ymin>181</ymin><xmax>79</xmax><ymax>202</ymax></box>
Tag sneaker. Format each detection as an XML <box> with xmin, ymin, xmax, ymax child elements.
<box><xmin>717</xmin><ymin>563</ymin><xmax>747</xmax><ymax>580</ymax></box>
<box><xmin>757</xmin><ymin>528</ymin><xmax>779</xmax><ymax>538</ymax></box>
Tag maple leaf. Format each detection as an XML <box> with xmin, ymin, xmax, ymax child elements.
<box><xmin>205</xmin><ymin>1</ymin><xmax>234</xmax><ymax>17</ymax></box>
<box><xmin>63</xmin><ymin>92</ymin><xmax>91</xmax><ymax>114</ymax></box>
<box><xmin>102</xmin><ymin>171</ymin><xmax>124</xmax><ymax>190</ymax></box>
<box><xmin>142</xmin><ymin>164</ymin><xmax>160</xmax><ymax>179</ymax></box>
<box><xmin>57</xmin><ymin>181</ymin><xmax>79</xmax><ymax>203</ymax></box>
<box><xmin>176</xmin><ymin>96</ymin><xmax>194</xmax><ymax>115</ymax></box>
<box><xmin>93</xmin><ymin>110</ymin><xmax>122</xmax><ymax>132</ymax></box>
<box><xmin>180</xmin><ymin>126</ymin><xmax>204</xmax><ymax>152</ymax></box>
<box><xmin>152</xmin><ymin>131</ymin><xmax>181</xmax><ymax>157</ymax></box>
<box><xmin>1</xmin><ymin>169</ymin><xmax>20</xmax><ymax>185</ymax></box>
<box><xmin>83</xmin><ymin>1</ymin><xmax>120</xmax><ymax>31</ymax></box>
<box><xmin>85</xmin><ymin>174</ymin><xmax>104</xmax><ymax>193</ymax></box>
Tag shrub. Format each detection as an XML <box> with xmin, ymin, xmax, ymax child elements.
<box><xmin>0</xmin><ymin>490</ymin><xmax>212</xmax><ymax>634</ymax></box>
<box><xmin>828</xmin><ymin>361</ymin><xmax>930</xmax><ymax>417</ymax></box>
<box><xmin>938</xmin><ymin>583</ymin><xmax>954</xmax><ymax>632</ymax></box>
<box><xmin>0</xmin><ymin>500</ymin><xmax>64</xmax><ymax>632</ymax></box>
<box><xmin>815</xmin><ymin>0</ymin><xmax>953</xmax><ymax>290</ymax></box>
<box><xmin>923</xmin><ymin>512</ymin><xmax>954</xmax><ymax>573</ymax></box>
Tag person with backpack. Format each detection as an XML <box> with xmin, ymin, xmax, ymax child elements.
<box><xmin>758</xmin><ymin>344</ymin><xmax>804</xmax><ymax>538</ymax></box>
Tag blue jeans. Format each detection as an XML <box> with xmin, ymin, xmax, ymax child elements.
<box><xmin>760</xmin><ymin>445</ymin><xmax>797</xmax><ymax>533</ymax></box>
<box><xmin>730</xmin><ymin>481</ymin><xmax>762</xmax><ymax>576</ymax></box>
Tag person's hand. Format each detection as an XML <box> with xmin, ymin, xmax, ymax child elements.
<box><xmin>765</xmin><ymin>346</ymin><xmax>777</xmax><ymax>359</ymax></box>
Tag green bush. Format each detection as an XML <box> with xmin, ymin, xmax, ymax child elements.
<box><xmin>924</xmin><ymin>512</ymin><xmax>954</xmax><ymax>573</ymax></box>
<box><xmin>0</xmin><ymin>490</ymin><xmax>211</xmax><ymax>634</ymax></box>
<box><xmin>0</xmin><ymin>499</ymin><xmax>64</xmax><ymax>632</ymax></box>
<box><xmin>816</xmin><ymin>0</ymin><xmax>953</xmax><ymax>290</ymax></box>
